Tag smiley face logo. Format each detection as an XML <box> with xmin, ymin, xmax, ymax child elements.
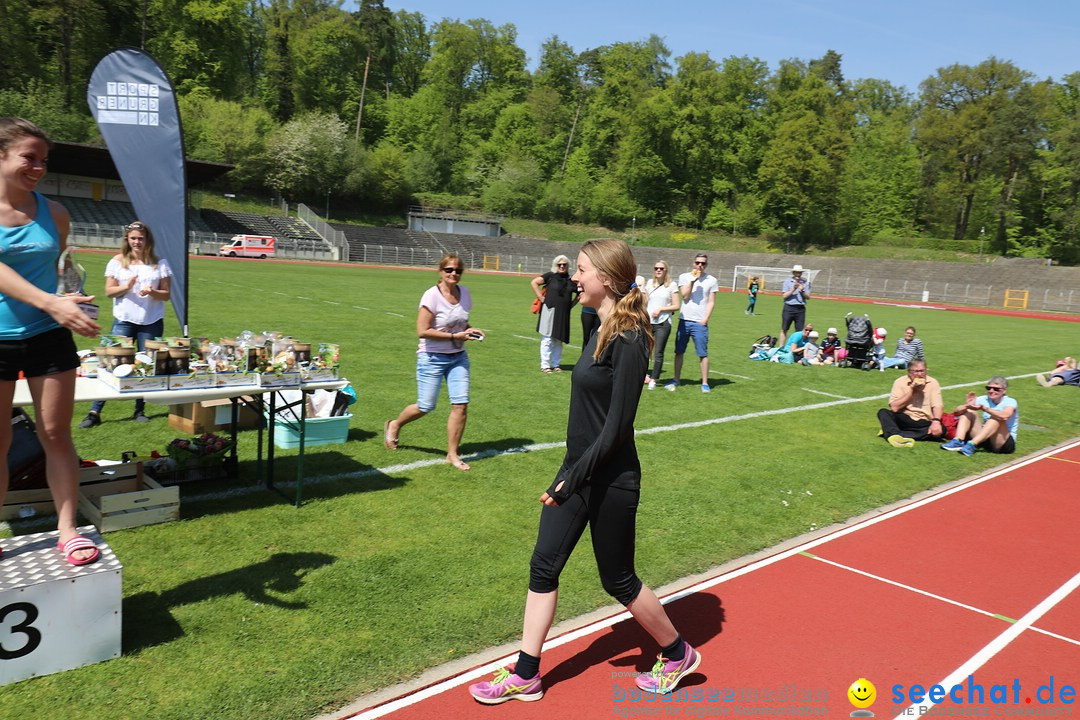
<box><xmin>848</xmin><ymin>678</ymin><xmax>876</xmax><ymax>709</ymax></box>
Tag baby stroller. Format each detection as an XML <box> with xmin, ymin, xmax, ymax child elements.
<box><xmin>840</xmin><ymin>313</ymin><xmax>875</xmax><ymax>370</ymax></box>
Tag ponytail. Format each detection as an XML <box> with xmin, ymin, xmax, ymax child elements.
<box><xmin>581</xmin><ymin>239</ymin><xmax>655</xmax><ymax>361</ymax></box>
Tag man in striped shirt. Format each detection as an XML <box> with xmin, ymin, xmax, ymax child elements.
<box><xmin>881</xmin><ymin>326</ymin><xmax>925</xmax><ymax>370</ymax></box>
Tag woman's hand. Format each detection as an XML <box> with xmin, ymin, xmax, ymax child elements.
<box><xmin>47</xmin><ymin>295</ymin><xmax>100</xmax><ymax>337</ymax></box>
<box><xmin>540</xmin><ymin>481</ymin><xmax>564</xmax><ymax>506</ymax></box>
<box><xmin>462</xmin><ymin>327</ymin><xmax>485</xmax><ymax>341</ymax></box>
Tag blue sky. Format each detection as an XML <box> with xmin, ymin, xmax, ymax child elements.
<box><xmin>361</xmin><ymin>0</ymin><xmax>1080</xmax><ymax>93</ymax></box>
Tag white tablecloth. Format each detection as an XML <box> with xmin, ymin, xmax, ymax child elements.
<box><xmin>13</xmin><ymin>376</ymin><xmax>347</xmax><ymax>407</ymax></box>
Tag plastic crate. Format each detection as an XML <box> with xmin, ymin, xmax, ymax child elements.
<box><xmin>268</xmin><ymin>413</ymin><xmax>351</xmax><ymax>449</ymax></box>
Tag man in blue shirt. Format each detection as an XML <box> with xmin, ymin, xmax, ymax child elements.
<box><xmin>941</xmin><ymin>376</ymin><xmax>1018</xmax><ymax>456</ymax></box>
<box><xmin>778</xmin><ymin>264</ymin><xmax>810</xmax><ymax>347</ymax></box>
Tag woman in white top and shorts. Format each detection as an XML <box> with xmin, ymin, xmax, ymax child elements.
<box><xmin>385</xmin><ymin>254</ymin><xmax>484</xmax><ymax>471</ymax></box>
<box><xmin>79</xmin><ymin>220</ymin><xmax>171</xmax><ymax>427</ymax></box>
<box><xmin>644</xmin><ymin>260</ymin><xmax>680</xmax><ymax>389</ymax></box>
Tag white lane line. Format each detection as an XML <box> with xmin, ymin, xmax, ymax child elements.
<box><xmin>324</xmin><ymin>301</ymin><xmax>341</xmax><ymax>305</ymax></box>
<box><xmin>273</xmin><ymin>291</ymin><xmax>289</xmax><ymax>296</ymax></box>
<box><xmin>352</xmin><ymin>306</ymin><xmax>369</xmax><ymax>311</ymax></box>
<box><xmin>903</xmin><ymin>569</ymin><xmax>1080</xmax><ymax>716</ymax></box>
<box><xmin>513</xmin><ymin>334</ymin><xmax>539</xmax><ymax>342</ymax></box>
<box><xmin>347</xmin><ymin>438</ymin><xmax>1080</xmax><ymax>720</ymax></box>
<box><xmin>385</xmin><ymin>312</ymin><xmax>405</xmax><ymax>318</ymax></box>
<box><xmin>712</xmin><ymin>371</ymin><xmax>752</xmax><ymax>380</ymax></box>
<box><xmin>804</xmin><ymin>553</ymin><xmax>1002</xmax><ymax>620</ymax></box>
<box><xmin>802</xmin><ymin>387</ymin><xmax>853</xmax><ymax>400</ymax></box>
<box><xmin>296</xmin><ymin>296</ymin><xmax>313</xmax><ymax>300</ymax></box>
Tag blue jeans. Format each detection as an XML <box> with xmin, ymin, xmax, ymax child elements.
<box><xmin>882</xmin><ymin>356</ymin><xmax>909</xmax><ymax>369</ymax></box>
<box><xmin>416</xmin><ymin>351</ymin><xmax>470</xmax><ymax>412</ymax></box>
<box><xmin>90</xmin><ymin>318</ymin><xmax>164</xmax><ymax>415</ymax></box>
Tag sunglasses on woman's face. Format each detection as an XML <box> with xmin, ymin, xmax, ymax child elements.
<box><xmin>986</xmin><ymin>385</ymin><xmax>1003</xmax><ymax>392</ymax></box>
<box><xmin>654</xmin><ymin>266</ymin><xmax>665</xmax><ymax>271</ymax></box>
<box><xmin>442</xmin><ymin>267</ymin><xmax>463</xmax><ymax>275</ymax></box>
<box><xmin>557</xmin><ymin>263</ymin><xmax>568</xmax><ymax>267</ymax></box>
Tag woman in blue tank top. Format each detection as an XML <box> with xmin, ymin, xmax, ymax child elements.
<box><xmin>0</xmin><ymin>117</ymin><xmax>102</xmax><ymax>565</ymax></box>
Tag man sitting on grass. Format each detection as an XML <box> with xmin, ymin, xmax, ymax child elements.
<box><xmin>876</xmin><ymin>359</ymin><xmax>945</xmax><ymax>448</ymax></box>
<box><xmin>941</xmin><ymin>376</ymin><xmax>1017</xmax><ymax>456</ymax></box>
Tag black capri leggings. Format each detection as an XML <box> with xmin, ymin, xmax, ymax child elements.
<box><xmin>529</xmin><ymin>483</ymin><xmax>643</xmax><ymax>606</ymax></box>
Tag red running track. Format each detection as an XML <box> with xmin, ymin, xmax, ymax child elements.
<box><xmin>344</xmin><ymin>440</ymin><xmax>1080</xmax><ymax>720</ymax></box>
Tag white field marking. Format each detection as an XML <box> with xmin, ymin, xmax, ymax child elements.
<box><xmin>352</xmin><ymin>306</ymin><xmax>369</xmax><ymax>311</ymax></box>
<box><xmin>384</xmin><ymin>312</ymin><xmax>405</xmax><ymax>318</ymax></box>
<box><xmin>347</xmin><ymin>437</ymin><xmax>1080</xmax><ymax>720</ymax></box>
<box><xmin>324</xmin><ymin>301</ymin><xmax>341</xmax><ymax>305</ymax></box>
<box><xmin>807</xmin><ymin>554</ymin><xmax>1080</xmax><ymax>647</ymax></box>
<box><xmin>902</xmin><ymin>569</ymin><xmax>1080</xmax><ymax>716</ymax></box>
<box><xmin>296</xmin><ymin>296</ymin><xmax>313</xmax><ymax>300</ymax></box>
<box><xmin>273</xmin><ymin>291</ymin><xmax>289</xmax><ymax>296</ymax></box>
<box><xmin>711</xmin><ymin>370</ymin><xmax>752</xmax><ymax>380</ymax></box>
<box><xmin>513</xmin><ymin>334</ymin><xmax>539</xmax><ymax>342</ymax></box>
<box><xmin>801</xmin><ymin>387</ymin><xmax>853</xmax><ymax>400</ymax></box>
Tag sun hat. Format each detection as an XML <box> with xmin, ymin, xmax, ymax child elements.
<box><xmin>792</xmin><ymin>264</ymin><xmax>804</xmax><ymax>272</ymax></box>
<box><xmin>827</xmin><ymin>327</ymin><xmax>838</xmax><ymax>335</ymax></box>
<box><xmin>808</xmin><ymin>330</ymin><xmax>819</xmax><ymax>338</ymax></box>
<box><xmin>876</xmin><ymin>327</ymin><xmax>887</xmax><ymax>337</ymax></box>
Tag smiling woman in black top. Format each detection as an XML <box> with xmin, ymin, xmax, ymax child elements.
<box><xmin>469</xmin><ymin>239</ymin><xmax>702</xmax><ymax>705</ymax></box>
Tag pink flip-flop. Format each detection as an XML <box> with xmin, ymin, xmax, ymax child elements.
<box><xmin>58</xmin><ymin>536</ymin><xmax>100</xmax><ymax>566</ymax></box>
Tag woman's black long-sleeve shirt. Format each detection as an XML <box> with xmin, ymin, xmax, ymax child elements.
<box><xmin>546</xmin><ymin>326</ymin><xmax>649</xmax><ymax>504</ymax></box>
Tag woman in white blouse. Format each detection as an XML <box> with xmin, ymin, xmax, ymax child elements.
<box><xmin>643</xmin><ymin>260</ymin><xmax>680</xmax><ymax>389</ymax></box>
<box><xmin>79</xmin><ymin>220</ymin><xmax>171</xmax><ymax>427</ymax></box>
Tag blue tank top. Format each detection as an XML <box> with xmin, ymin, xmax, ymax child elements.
<box><xmin>0</xmin><ymin>192</ymin><xmax>62</xmax><ymax>339</ymax></box>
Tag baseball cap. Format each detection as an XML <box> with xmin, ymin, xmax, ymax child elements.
<box><xmin>827</xmin><ymin>327</ymin><xmax>838</xmax><ymax>335</ymax></box>
<box><xmin>808</xmin><ymin>330</ymin><xmax>819</xmax><ymax>338</ymax></box>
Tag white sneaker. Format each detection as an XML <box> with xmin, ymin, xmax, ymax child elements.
<box><xmin>665</xmin><ymin>381</ymin><xmax>677</xmax><ymax>392</ymax></box>
<box><xmin>647</xmin><ymin>380</ymin><xmax>657</xmax><ymax>390</ymax></box>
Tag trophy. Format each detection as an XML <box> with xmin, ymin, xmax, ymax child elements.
<box><xmin>56</xmin><ymin>245</ymin><xmax>100</xmax><ymax>320</ymax></box>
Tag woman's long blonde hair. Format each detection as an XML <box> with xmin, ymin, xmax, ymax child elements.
<box><xmin>120</xmin><ymin>221</ymin><xmax>159</xmax><ymax>268</ymax></box>
<box><xmin>582</xmin><ymin>239</ymin><xmax>653</xmax><ymax>360</ymax></box>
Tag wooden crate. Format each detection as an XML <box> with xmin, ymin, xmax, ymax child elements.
<box><xmin>77</xmin><ymin>463</ymin><xmax>180</xmax><ymax>532</ymax></box>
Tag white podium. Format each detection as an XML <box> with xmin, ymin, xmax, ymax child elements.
<box><xmin>0</xmin><ymin>527</ymin><xmax>121</xmax><ymax>685</ymax></box>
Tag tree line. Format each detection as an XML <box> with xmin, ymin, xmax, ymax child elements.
<box><xmin>3</xmin><ymin>0</ymin><xmax>1080</xmax><ymax>263</ymax></box>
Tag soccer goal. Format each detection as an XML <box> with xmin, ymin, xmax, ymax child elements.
<box><xmin>732</xmin><ymin>265</ymin><xmax>820</xmax><ymax>292</ymax></box>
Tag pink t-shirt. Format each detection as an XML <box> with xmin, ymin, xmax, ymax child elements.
<box><xmin>417</xmin><ymin>284</ymin><xmax>471</xmax><ymax>354</ymax></box>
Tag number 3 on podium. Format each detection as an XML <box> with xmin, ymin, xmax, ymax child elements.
<box><xmin>0</xmin><ymin>602</ymin><xmax>42</xmax><ymax>660</ymax></box>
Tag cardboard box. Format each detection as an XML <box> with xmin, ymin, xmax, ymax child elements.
<box><xmin>168</xmin><ymin>398</ymin><xmax>262</xmax><ymax>435</ymax></box>
<box><xmin>77</xmin><ymin>463</ymin><xmax>179</xmax><ymax>532</ymax></box>
<box><xmin>258</xmin><ymin>371</ymin><xmax>301</xmax><ymax>389</ymax></box>
<box><xmin>97</xmin><ymin>369</ymin><xmax>169</xmax><ymax>393</ymax></box>
<box><xmin>167</xmin><ymin>372</ymin><xmax>213</xmax><ymax>390</ymax></box>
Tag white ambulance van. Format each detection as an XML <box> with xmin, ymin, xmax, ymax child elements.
<box><xmin>218</xmin><ymin>235</ymin><xmax>276</xmax><ymax>258</ymax></box>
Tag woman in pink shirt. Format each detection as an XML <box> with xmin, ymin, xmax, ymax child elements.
<box><xmin>385</xmin><ymin>254</ymin><xmax>484</xmax><ymax>470</ymax></box>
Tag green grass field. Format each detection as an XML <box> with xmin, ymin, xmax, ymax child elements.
<box><xmin>4</xmin><ymin>252</ymin><xmax>1079</xmax><ymax>720</ymax></box>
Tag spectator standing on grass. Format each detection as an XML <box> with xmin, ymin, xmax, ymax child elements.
<box><xmin>79</xmin><ymin>220</ymin><xmax>171</xmax><ymax>428</ymax></box>
<box><xmin>746</xmin><ymin>275</ymin><xmax>760</xmax><ymax>315</ymax></box>
<box><xmin>643</xmin><ymin>259</ymin><xmax>680</xmax><ymax>389</ymax></box>
<box><xmin>468</xmin><ymin>238</ymin><xmax>701</xmax><ymax>706</ymax></box>
<box><xmin>0</xmin><ymin>117</ymin><xmax>101</xmax><ymax>565</ymax></box>
<box><xmin>881</xmin><ymin>326</ymin><xmax>925</xmax><ymax>370</ymax></box>
<box><xmin>531</xmin><ymin>255</ymin><xmax>577</xmax><ymax>373</ymax></box>
<box><xmin>384</xmin><ymin>253</ymin><xmax>484</xmax><ymax>472</ymax></box>
<box><xmin>941</xmin><ymin>377</ymin><xmax>1017</xmax><ymax>456</ymax></box>
<box><xmin>778</xmin><ymin>264</ymin><xmax>810</xmax><ymax>347</ymax></box>
<box><xmin>667</xmin><ymin>253</ymin><xmax>718</xmax><ymax>393</ymax></box>
<box><xmin>876</xmin><ymin>359</ymin><xmax>945</xmax><ymax>448</ymax></box>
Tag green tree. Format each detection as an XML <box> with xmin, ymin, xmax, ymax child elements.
<box><xmin>916</xmin><ymin>58</ymin><xmax>1039</xmax><ymax>247</ymax></box>
<box><xmin>265</xmin><ymin>110</ymin><xmax>347</xmax><ymax>200</ymax></box>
